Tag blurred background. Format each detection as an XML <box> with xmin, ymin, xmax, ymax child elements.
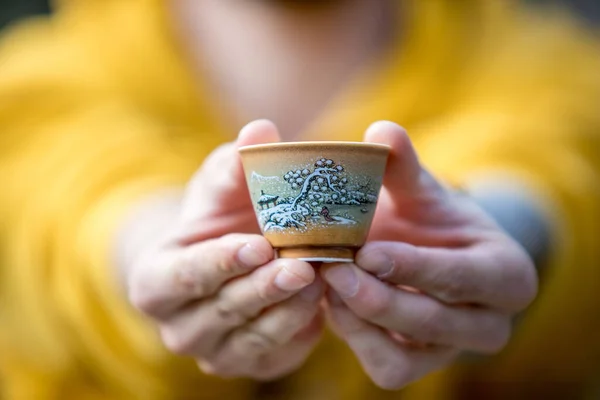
<box><xmin>0</xmin><ymin>0</ymin><xmax>599</xmax><ymax>30</ymax></box>
<box><xmin>527</xmin><ymin>0</ymin><xmax>600</xmax><ymax>24</ymax></box>
<box><xmin>0</xmin><ymin>0</ymin><xmax>598</xmax><ymax>399</ymax></box>
<box><xmin>0</xmin><ymin>0</ymin><xmax>48</xmax><ymax>30</ymax></box>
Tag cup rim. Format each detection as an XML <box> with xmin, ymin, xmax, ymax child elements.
<box><xmin>239</xmin><ymin>141</ymin><xmax>391</xmax><ymax>153</ymax></box>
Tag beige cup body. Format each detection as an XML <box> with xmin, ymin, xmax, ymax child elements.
<box><xmin>239</xmin><ymin>142</ymin><xmax>389</xmax><ymax>261</ymax></box>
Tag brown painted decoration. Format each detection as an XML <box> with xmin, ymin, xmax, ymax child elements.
<box><xmin>239</xmin><ymin>141</ymin><xmax>390</xmax><ymax>263</ymax></box>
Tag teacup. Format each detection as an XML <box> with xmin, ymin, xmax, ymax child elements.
<box><xmin>239</xmin><ymin>141</ymin><xmax>390</xmax><ymax>263</ymax></box>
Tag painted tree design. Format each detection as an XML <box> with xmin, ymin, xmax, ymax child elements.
<box><xmin>258</xmin><ymin>158</ymin><xmax>374</xmax><ymax>231</ymax></box>
<box><xmin>283</xmin><ymin>158</ymin><xmax>356</xmax><ymax>209</ymax></box>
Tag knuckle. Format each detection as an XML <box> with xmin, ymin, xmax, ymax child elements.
<box><xmin>479</xmin><ymin>318</ymin><xmax>512</xmax><ymax>354</ymax></box>
<box><xmin>275</xmin><ymin>304</ymin><xmax>320</xmax><ymax>341</ymax></box>
<box><xmin>360</xmin><ymin>340</ymin><xmax>417</xmax><ymax>390</ymax></box>
<box><xmin>238</xmin><ymin>329</ymin><xmax>280</xmax><ymax>354</ymax></box>
<box><xmin>508</xmin><ymin>256</ymin><xmax>538</xmax><ymax>310</ymax></box>
<box><xmin>160</xmin><ymin>326</ymin><xmax>197</xmax><ymax>356</ymax></box>
<box><xmin>254</xmin><ymin>281</ymin><xmax>272</xmax><ymax>304</ymax></box>
<box><xmin>127</xmin><ymin>257</ymin><xmax>163</xmax><ymax>316</ymax></box>
<box><xmin>520</xmin><ymin>269</ymin><xmax>539</xmax><ymax>307</ymax></box>
<box><xmin>128</xmin><ymin>288</ymin><xmax>160</xmax><ymax>315</ymax></box>
<box><xmin>331</xmin><ymin>308</ymin><xmax>369</xmax><ymax>335</ymax></box>
<box><xmin>214</xmin><ymin>300</ymin><xmax>250</xmax><ymax>326</ymax></box>
<box><xmin>127</xmin><ymin>274</ymin><xmax>162</xmax><ymax>316</ymax></box>
<box><xmin>391</xmin><ymin>244</ymin><xmax>421</xmax><ymax>281</ymax></box>
<box><xmin>358</xmin><ymin>289</ymin><xmax>393</xmax><ymax>321</ymax></box>
<box><xmin>294</xmin><ymin>301</ymin><xmax>321</xmax><ymax>323</ymax></box>
<box><xmin>435</xmin><ymin>265</ymin><xmax>471</xmax><ymax>304</ymax></box>
<box><xmin>214</xmin><ymin>235</ymin><xmax>245</xmax><ymax>274</ymax></box>
<box><xmin>220</xmin><ymin>233</ymin><xmax>261</xmax><ymax>247</ymax></box>
<box><xmin>172</xmin><ymin>246</ymin><xmax>211</xmax><ymax>298</ymax></box>
<box><xmin>196</xmin><ymin>360</ymin><xmax>219</xmax><ymax>376</ymax></box>
<box><xmin>413</xmin><ymin>306</ymin><xmax>445</xmax><ymax>343</ymax></box>
<box><xmin>493</xmin><ymin>244</ymin><xmax>539</xmax><ymax>311</ymax></box>
<box><xmin>372</xmin><ymin>361</ymin><xmax>412</xmax><ymax>390</ymax></box>
<box><xmin>252</xmin><ymin>274</ymin><xmax>282</xmax><ymax>304</ymax></box>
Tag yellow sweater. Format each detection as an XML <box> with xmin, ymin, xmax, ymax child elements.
<box><xmin>1</xmin><ymin>0</ymin><xmax>599</xmax><ymax>398</ymax></box>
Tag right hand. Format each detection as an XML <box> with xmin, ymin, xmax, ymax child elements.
<box><xmin>126</xmin><ymin>120</ymin><xmax>325</xmax><ymax>380</ymax></box>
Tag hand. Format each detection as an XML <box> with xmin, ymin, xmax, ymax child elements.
<box><xmin>321</xmin><ymin>121</ymin><xmax>538</xmax><ymax>389</ymax></box>
<box><xmin>126</xmin><ymin>120</ymin><xmax>325</xmax><ymax>380</ymax></box>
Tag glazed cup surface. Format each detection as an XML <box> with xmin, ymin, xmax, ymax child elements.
<box><xmin>239</xmin><ymin>141</ymin><xmax>390</xmax><ymax>262</ymax></box>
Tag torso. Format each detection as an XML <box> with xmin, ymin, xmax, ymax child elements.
<box><xmin>169</xmin><ymin>0</ymin><xmax>398</xmax><ymax>140</ymax></box>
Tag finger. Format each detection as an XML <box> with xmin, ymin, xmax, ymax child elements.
<box><xmin>128</xmin><ymin>233</ymin><xmax>274</xmax><ymax>318</ymax></box>
<box><xmin>322</xmin><ymin>263</ymin><xmax>512</xmax><ymax>353</ymax></box>
<box><xmin>199</xmin><ymin>313</ymin><xmax>324</xmax><ymax>380</ymax></box>
<box><xmin>325</xmin><ymin>290</ymin><xmax>457</xmax><ymax>390</ymax></box>
<box><xmin>236</xmin><ymin>119</ymin><xmax>282</xmax><ymax>148</ymax></box>
<box><xmin>205</xmin><ymin>278</ymin><xmax>325</xmax><ymax>376</ymax></box>
<box><xmin>250</xmin><ymin>312</ymin><xmax>324</xmax><ymax>380</ymax></box>
<box><xmin>363</xmin><ymin>121</ymin><xmax>446</xmax><ymax>206</ymax></box>
<box><xmin>178</xmin><ymin>120</ymin><xmax>281</xmax><ymax>239</ymax></box>
<box><xmin>355</xmin><ymin>240</ymin><xmax>537</xmax><ymax>311</ymax></box>
<box><xmin>159</xmin><ymin>258</ymin><xmax>315</xmax><ymax>357</ymax></box>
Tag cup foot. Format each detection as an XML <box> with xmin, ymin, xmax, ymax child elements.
<box><xmin>277</xmin><ymin>247</ymin><xmax>356</xmax><ymax>263</ymax></box>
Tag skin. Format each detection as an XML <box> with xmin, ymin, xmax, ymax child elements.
<box><xmin>119</xmin><ymin>0</ymin><xmax>538</xmax><ymax>390</ymax></box>
<box><xmin>322</xmin><ymin>122</ymin><xmax>537</xmax><ymax>388</ymax></box>
<box><xmin>122</xmin><ymin>120</ymin><xmax>537</xmax><ymax>387</ymax></box>
<box><xmin>124</xmin><ymin>121</ymin><xmax>326</xmax><ymax>380</ymax></box>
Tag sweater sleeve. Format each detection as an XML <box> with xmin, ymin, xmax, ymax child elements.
<box><xmin>0</xmin><ymin>103</ymin><xmax>185</xmax><ymax>398</ymax></box>
<box><xmin>0</xmin><ymin>18</ymin><xmax>243</xmax><ymax>399</ymax></box>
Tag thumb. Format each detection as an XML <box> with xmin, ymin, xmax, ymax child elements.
<box><xmin>180</xmin><ymin>119</ymin><xmax>281</xmax><ymax>227</ymax></box>
<box><xmin>236</xmin><ymin>119</ymin><xmax>282</xmax><ymax>148</ymax></box>
<box><xmin>363</xmin><ymin>121</ymin><xmax>444</xmax><ymax>203</ymax></box>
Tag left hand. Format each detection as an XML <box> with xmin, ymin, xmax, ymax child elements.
<box><xmin>321</xmin><ymin>121</ymin><xmax>538</xmax><ymax>390</ymax></box>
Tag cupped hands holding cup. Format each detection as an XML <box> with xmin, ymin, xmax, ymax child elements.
<box><xmin>124</xmin><ymin>119</ymin><xmax>537</xmax><ymax>389</ymax></box>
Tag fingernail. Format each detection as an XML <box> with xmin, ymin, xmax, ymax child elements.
<box><xmin>324</xmin><ymin>264</ymin><xmax>358</xmax><ymax>298</ymax></box>
<box><xmin>357</xmin><ymin>251</ymin><xmax>394</xmax><ymax>278</ymax></box>
<box><xmin>237</xmin><ymin>243</ymin><xmax>270</xmax><ymax>268</ymax></box>
<box><xmin>299</xmin><ymin>283</ymin><xmax>322</xmax><ymax>301</ymax></box>
<box><xmin>274</xmin><ymin>265</ymin><xmax>311</xmax><ymax>292</ymax></box>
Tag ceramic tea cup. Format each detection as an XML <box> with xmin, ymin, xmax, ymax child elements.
<box><xmin>239</xmin><ymin>141</ymin><xmax>390</xmax><ymax>263</ymax></box>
